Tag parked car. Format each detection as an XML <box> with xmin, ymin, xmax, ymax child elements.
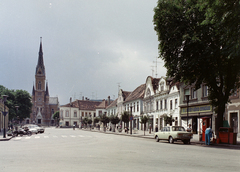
<box><xmin>32</xmin><ymin>125</ymin><xmax>45</xmax><ymax>133</ymax></box>
<box><xmin>23</xmin><ymin>125</ymin><xmax>39</xmax><ymax>134</ymax></box>
<box><xmin>155</xmin><ymin>126</ymin><xmax>193</xmax><ymax>144</ymax></box>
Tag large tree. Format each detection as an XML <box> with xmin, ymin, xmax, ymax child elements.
<box><xmin>109</xmin><ymin>114</ymin><xmax>120</xmax><ymax>132</ymax></box>
<box><xmin>153</xmin><ymin>0</ymin><xmax>240</xmax><ymax>135</ymax></box>
<box><xmin>0</xmin><ymin>85</ymin><xmax>32</xmax><ymax>122</ymax></box>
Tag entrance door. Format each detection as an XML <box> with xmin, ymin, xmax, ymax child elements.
<box><xmin>192</xmin><ymin>117</ymin><xmax>198</xmax><ymax>134</ymax></box>
<box><xmin>230</xmin><ymin>113</ymin><xmax>238</xmax><ymax>133</ymax></box>
<box><xmin>38</xmin><ymin>119</ymin><xmax>41</xmax><ymax>124</ymax></box>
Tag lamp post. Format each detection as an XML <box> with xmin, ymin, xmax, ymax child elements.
<box><xmin>185</xmin><ymin>95</ymin><xmax>190</xmax><ymax>127</ymax></box>
<box><xmin>2</xmin><ymin>95</ymin><xmax>8</xmax><ymax>138</ymax></box>
<box><xmin>130</xmin><ymin>106</ymin><xmax>133</xmax><ymax>135</ymax></box>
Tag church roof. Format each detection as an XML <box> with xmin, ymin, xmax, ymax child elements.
<box><xmin>35</xmin><ymin>37</ymin><xmax>45</xmax><ymax>75</ymax></box>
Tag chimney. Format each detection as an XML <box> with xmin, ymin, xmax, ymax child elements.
<box><xmin>108</xmin><ymin>96</ymin><xmax>110</xmax><ymax>105</ymax></box>
<box><xmin>82</xmin><ymin>96</ymin><xmax>84</xmax><ymax>100</ymax></box>
<box><xmin>70</xmin><ymin>97</ymin><xmax>72</xmax><ymax>106</ymax></box>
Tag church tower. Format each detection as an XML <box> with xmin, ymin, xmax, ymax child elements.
<box><xmin>30</xmin><ymin>38</ymin><xmax>59</xmax><ymax>125</ymax></box>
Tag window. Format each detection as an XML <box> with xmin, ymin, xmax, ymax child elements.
<box><xmin>160</xmin><ymin>82</ymin><xmax>164</xmax><ymax>91</ymax></box>
<box><xmin>184</xmin><ymin>89</ymin><xmax>190</xmax><ymax>100</ymax></box>
<box><xmin>203</xmin><ymin>85</ymin><xmax>208</xmax><ymax>97</ymax></box>
<box><xmin>134</xmin><ymin>103</ymin><xmax>135</xmax><ymax>112</ymax></box>
<box><xmin>170</xmin><ymin>100</ymin><xmax>172</xmax><ymax>110</ymax></box>
<box><xmin>175</xmin><ymin>99</ymin><xmax>178</xmax><ymax>108</ymax></box>
<box><xmin>82</xmin><ymin>112</ymin><xmax>84</xmax><ymax>117</ymax></box>
<box><xmin>85</xmin><ymin>112</ymin><xmax>87</xmax><ymax>117</ymax></box>
<box><xmin>65</xmin><ymin>121</ymin><xmax>69</xmax><ymax>126</ymax></box>
<box><xmin>137</xmin><ymin>102</ymin><xmax>139</xmax><ymax>112</ymax></box>
<box><xmin>164</xmin><ymin>99</ymin><xmax>167</xmax><ymax>109</ymax></box>
<box><xmin>94</xmin><ymin>113</ymin><xmax>96</xmax><ymax>117</ymax></box>
<box><xmin>192</xmin><ymin>88</ymin><xmax>197</xmax><ymax>99</ymax></box>
<box><xmin>74</xmin><ymin>111</ymin><xmax>77</xmax><ymax>117</ymax></box>
<box><xmin>65</xmin><ymin>111</ymin><xmax>69</xmax><ymax>117</ymax></box>
<box><xmin>38</xmin><ymin>81</ymin><xmax>41</xmax><ymax>90</ymax></box>
<box><xmin>156</xmin><ymin>101</ymin><xmax>159</xmax><ymax>110</ymax></box>
<box><xmin>52</xmin><ymin>109</ymin><xmax>54</xmax><ymax>114</ymax></box>
<box><xmin>160</xmin><ymin>100</ymin><xmax>163</xmax><ymax>110</ymax></box>
<box><xmin>60</xmin><ymin>110</ymin><xmax>63</xmax><ymax>118</ymax></box>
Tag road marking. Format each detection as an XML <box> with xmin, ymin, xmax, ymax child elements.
<box><xmin>25</xmin><ymin>137</ymin><xmax>31</xmax><ymax>139</ymax></box>
<box><xmin>44</xmin><ymin>136</ymin><xmax>49</xmax><ymax>138</ymax></box>
<box><xmin>14</xmin><ymin>137</ymin><xmax>22</xmax><ymax>140</ymax></box>
<box><xmin>35</xmin><ymin>136</ymin><xmax>40</xmax><ymax>139</ymax></box>
<box><xmin>70</xmin><ymin>135</ymin><xmax>76</xmax><ymax>137</ymax></box>
<box><xmin>78</xmin><ymin>135</ymin><xmax>84</xmax><ymax>137</ymax></box>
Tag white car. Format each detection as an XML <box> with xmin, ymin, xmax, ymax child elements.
<box><xmin>23</xmin><ymin>125</ymin><xmax>38</xmax><ymax>134</ymax></box>
<box><xmin>155</xmin><ymin>126</ymin><xmax>193</xmax><ymax>144</ymax></box>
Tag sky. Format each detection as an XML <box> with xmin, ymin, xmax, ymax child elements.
<box><xmin>0</xmin><ymin>0</ymin><xmax>166</xmax><ymax>105</ymax></box>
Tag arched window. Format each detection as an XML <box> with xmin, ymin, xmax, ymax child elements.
<box><xmin>147</xmin><ymin>88</ymin><xmax>151</xmax><ymax>97</ymax></box>
<box><xmin>38</xmin><ymin>81</ymin><xmax>41</xmax><ymax>90</ymax></box>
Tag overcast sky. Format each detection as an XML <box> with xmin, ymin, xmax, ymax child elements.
<box><xmin>0</xmin><ymin>0</ymin><xmax>166</xmax><ymax>105</ymax></box>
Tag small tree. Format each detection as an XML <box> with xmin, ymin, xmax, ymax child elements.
<box><xmin>93</xmin><ymin>117</ymin><xmax>100</xmax><ymax>126</ymax></box>
<box><xmin>53</xmin><ymin>111</ymin><xmax>59</xmax><ymax>126</ymax></box>
<box><xmin>99</xmin><ymin>113</ymin><xmax>109</xmax><ymax>132</ymax></box>
<box><xmin>83</xmin><ymin>117</ymin><xmax>88</xmax><ymax>128</ymax></box>
<box><xmin>121</xmin><ymin>111</ymin><xmax>130</xmax><ymax>129</ymax></box>
<box><xmin>109</xmin><ymin>114</ymin><xmax>120</xmax><ymax>132</ymax></box>
<box><xmin>163</xmin><ymin>115</ymin><xmax>174</xmax><ymax>126</ymax></box>
<box><xmin>140</xmin><ymin>115</ymin><xmax>149</xmax><ymax>136</ymax></box>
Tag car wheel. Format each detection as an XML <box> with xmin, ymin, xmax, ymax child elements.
<box><xmin>155</xmin><ymin>136</ymin><xmax>159</xmax><ymax>142</ymax></box>
<box><xmin>169</xmin><ymin>136</ymin><xmax>174</xmax><ymax>144</ymax></box>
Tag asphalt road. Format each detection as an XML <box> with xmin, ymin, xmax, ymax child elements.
<box><xmin>0</xmin><ymin>128</ymin><xmax>239</xmax><ymax>172</ymax></box>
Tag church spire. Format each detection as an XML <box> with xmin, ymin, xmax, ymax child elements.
<box><xmin>45</xmin><ymin>81</ymin><xmax>49</xmax><ymax>96</ymax></box>
<box><xmin>35</xmin><ymin>37</ymin><xmax>45</xmax><ymax>75</ymax></box>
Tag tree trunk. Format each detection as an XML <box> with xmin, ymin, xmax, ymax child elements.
<box><xmin>216</xmin><ymin>103</ymin><xmax>225</xmax><ymax>138</ymax></box>
<box><xmin>144</xmin><ymin>123</ymin><xmax>146</xmax><ymax>136</ymax></box>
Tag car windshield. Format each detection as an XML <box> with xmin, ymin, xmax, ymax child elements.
<box><xmin>172</xmin><ymin>126</ymin><xmax>185</xmax><ymax>131</ymax></box>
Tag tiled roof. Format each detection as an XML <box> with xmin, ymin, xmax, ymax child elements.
<box><xmin>122</xmin><ymin>91</ymin><xmax>131</xmax><ymax>100</ymax></box>
<box><xmin>106</xmin><ymin>98</ymin><xmax>118</xmax><ymax>109</ymax></box>
<box><xmin>61</xmin><ymin>99</ymin><xmax>101</xmax><ymax>111</ymax></box>
<box><xmin>96</xmin><ymin>99</ymin><xmax>112</xmax><ymax>109</ymax></box>
<box><xmin>125</xmin><ymin>84</ymin><xmax>146</xmax><ymax>102</ymax></box>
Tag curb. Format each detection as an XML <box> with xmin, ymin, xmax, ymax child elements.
<box><xmin>81</xmin><ymin>129</ymin><xmax>240</xmax><ymax>149</ymax></box>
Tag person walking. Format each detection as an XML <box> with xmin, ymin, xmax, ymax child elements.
<box><xmin>205</xmin><ymin>126</ymin><xmax>213</xmax><ymax>145</ymax></box>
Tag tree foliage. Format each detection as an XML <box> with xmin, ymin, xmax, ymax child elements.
<box><xmin>99</xmin><ymin>113</ymin><xmax>109</xmax><ymax>125</ymax></box>
<box><xmin>153</xmin><ymin>0</ymin><xmax>240</xmax><ymax>132</ymax></box>
<box><xmin>94</xmin><ymin>117</ymin><xmax>100</xmax><ymax>124</ymax></box>
<box><xmin>109</xmin><ymin>114</ymin><xmax>120</xmax><ymax>125</ymax></box>
<box><xmin>0</xmin><ymin>85</ymin><xmax>32</xmax><ymax>121</ymax></box>
<box><xmin>53</xmin><ymin>111</ymin><xmax>59</xmax><ymax>119</ymax></box>
<box><xmin>140</xmin><ymin>115</ymin><xmax>150</xmax><ymax>136</ymax></box>
<box><xmin>121</xmin><ymin>111</ymin><xmax>130</xmax><ymax>124</ymax></box>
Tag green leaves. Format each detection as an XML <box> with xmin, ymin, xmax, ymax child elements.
<box><xmin>0</xmin><ymin>85</ymin><xmax>32</xmax><ymax>121</ymax></box>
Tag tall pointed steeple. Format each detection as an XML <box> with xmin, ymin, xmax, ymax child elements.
<box><xmin>45</xmin><ymin>81</ymin><xmax>49</xmax><ymax>96</ymax></box>
<box><xmin>35</xmin><ymin>37</ymin><xmax>45</xmax><ymax>75</ymax></box>
<box><xmin>32</xmin><ymin>83</ymin><xmax>35</xmax><ymax>96</ymax></box>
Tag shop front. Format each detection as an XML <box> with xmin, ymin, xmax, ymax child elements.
<box><xmin>180</xmin><ymin>104</ymin><xmax>215</xmax><ymax>134</ymax></box>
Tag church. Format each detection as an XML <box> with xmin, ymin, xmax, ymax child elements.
<box><xmin>30</xmin><ymin>38</ymin><xmax>59</xmax><ymax>126</ymax></box>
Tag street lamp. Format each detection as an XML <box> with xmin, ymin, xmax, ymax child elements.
<box><xmin>185</xmin><ymin>94</ymin><xmax>190</xmax><ymax>128</ymax></box>
<box><xmin>130</xmin><ymin>106</ymin><xmax>133</xmax><ymax>135</ymax></box>
<box><xmin>2</xmin><ymin>95</ymin><xmax>8</xmax><ymax>138</ymax></box>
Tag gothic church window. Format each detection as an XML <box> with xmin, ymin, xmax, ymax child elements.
<box><xmin>38</xmin><ymin>81</ymin><xmax>41</xmax><ymax>90</ymax></box>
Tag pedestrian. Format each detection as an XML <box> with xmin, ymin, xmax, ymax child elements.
<box><xmin>187</xmin><ymin>124</ymin><xmax>192</xmax><ymax>132</ymax></box>
<box><xmin>73</xmin><ymin>124</ymin><xmax>75</xmax><ymax>130</ymax></box>
<box><xmin>155</xmin><ymin>125</ymin><xmax>158</xmax><ymax>132</ymax></box>
<box><xmin>205</xmin><ymin>126</ymin><xmax>213</xmax><ymax>145</ymax></box>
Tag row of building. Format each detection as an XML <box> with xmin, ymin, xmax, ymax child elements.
<box><xmin>27</xmin><ymin>39</ymin><xmax>239</xmax><ymax>136</ymax></box>
<box><xmin>60</xmin><ymin>76</ymin><xmax>240</xmax><ymax>135</ymax></box>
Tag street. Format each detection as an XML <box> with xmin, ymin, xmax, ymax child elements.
<box><xmin>0</xmin><ymin>128</ymin><xmax>240</xmax><ymax>172</ymax></box>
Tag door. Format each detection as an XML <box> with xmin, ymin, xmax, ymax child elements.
<box><xmin>230</xmin><ymin>113</ymin><xmax>238</xmax><ymax>133</ymax></box>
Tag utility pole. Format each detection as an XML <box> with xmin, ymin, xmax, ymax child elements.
<box><xmin>117</xmin><ymin>83</ymin><xmax>121</xmax><ymax>93</ymax></box>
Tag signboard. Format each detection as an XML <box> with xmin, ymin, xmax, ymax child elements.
<box><xmin>181</xmin><ymin>105</ymin><xmax>212</xmax><ymax>114</ymax></box>
<box><xmin>129</xmin><ymin>116</ymin><xmax>133</xmax><ymax>121</ymax></box>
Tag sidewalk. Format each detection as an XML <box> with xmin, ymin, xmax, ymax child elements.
<box><xmin>82</xmin><ymin>128</ymin><xmax>240</xmax><ymax>149</ymax></box>
<box><xmin>0</xmin><ymin>131</ymin><xmax>12</xmax><ymax>141</ymax></box>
